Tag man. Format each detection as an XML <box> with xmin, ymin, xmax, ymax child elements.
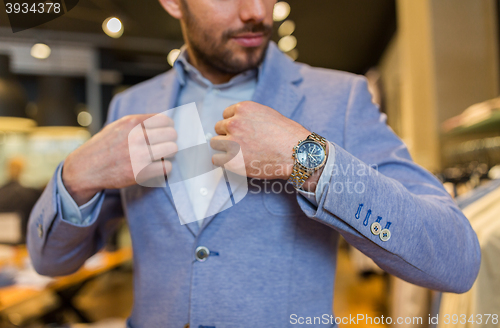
<box><xmin>28</xmin><ymin>0</ymin><xmax>480</xmax><ymax>327</ymax></box>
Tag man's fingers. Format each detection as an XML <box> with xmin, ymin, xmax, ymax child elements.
<box><xmin>149</xmin><ymin>141</ymin><xmax>178</xmax><ymax>161</ymax></box>
<box><xmin>210</xmin><ymin>136</ymin><xmax>229</xmax><ymax>151</ymax></box>
<box><xmin>210</xmin><ymin>138</ymin><xmax>241</xmax><ymax>160</ymax></box>
<box><xmin>135</xmin><ymin>160</ymin><xmax>172</xmax><ymax>187</ymax></box>
<box><xmin>214</xmin><ymin>120</ymin><xmax>229</xmax><ymax>135</ymax></box>
<box><xmin>145</xmin><ymin>127</ymin><xmax>177</xmax><ymax>145</ymax></box>
<box><xmin>222</xmin><ymin>104</ymin><xmax>237</xmax><ymax>119</ymax></box>
<box><xmin>212</xmin><ymin>150</ymin><xmax>247</xmax><ymax>177</ymax></box>
<box><xmin>142</xmin><ymin>113</ymin><xmax>174</xmax><ymax>129</ymax></box>
<box><xmin>212</xmin><ymin>153</ymin><xmax>231</xmax><ymax>167</ymax></box>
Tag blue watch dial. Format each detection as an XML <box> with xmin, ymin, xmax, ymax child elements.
<box><xmin>296</xmin><ymin>141</ymin><xmax>326</xmax><ymax>169</ymax></box>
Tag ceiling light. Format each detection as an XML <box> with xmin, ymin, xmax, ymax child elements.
<box><xmin>107</xmin><ymin>18</ymin><xmax>122</xmax><ymax>33</ymax></box>
<box><xmin>278</xmin><ymin>20</ymin><xmax>295</xmax><ymax>37</ymax></box>
<box><xmin>77</xmin><ymin>111</ymin><xmax>92</xmax><ymax>127</ymax></box>
<box><xmin>30</xmin><ymin>43</ymin><xmax>51</xmax><ymax>59</ymax></box>
<box><xmin>278</xmin><ymin>35</ymin><xmax>297</xmax><ymax>53</ymax></box>
<box><xmin>273</xmin><ymin>2</ymin><xmax>290</xmax><ymax>22</ymax></box>
<box><xmin>167</xmin><ymin>49</ymin><xmax>181</xmax><ymax>67</ymax></box>
<box><xmin>103</xmin><ymin>17</ymin><xmax>124</xmax><ymax>38</ymax></box>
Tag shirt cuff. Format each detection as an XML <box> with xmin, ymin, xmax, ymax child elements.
<box><xmin>56</xmin><ymin>164</ymin><xmax>103</xmax><ymax>225</ymax></box>
<box><xmin>296</xmin><ymin>142</ymin><xmax>336</xmax><ymax>206</ymax></box>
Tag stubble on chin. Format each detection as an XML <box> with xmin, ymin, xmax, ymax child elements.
<box><xmin>179</xmin><ymin>0</ymin><xmax>272</xmax><ymax>75</ymax></box>
<box><xmin>191</xmin><ymin>38</ymin><xmax>270</xmax><ymax>75</ymax></box>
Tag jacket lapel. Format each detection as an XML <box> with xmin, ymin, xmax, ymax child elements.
<box><xmin>252</xmin><ymin>42</ymin><xmax>304</xmax><ymax>119</ymax></box>
<box><xmin>199</xmin><ymin>42</ymin><xmax>305</xmax><ymax>233</ymax></box>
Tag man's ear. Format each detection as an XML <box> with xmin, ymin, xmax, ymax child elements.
<box><xmin>158</xmin><ymin>0</ymin><xmax>183</xmax><ymax>19</ymax></box>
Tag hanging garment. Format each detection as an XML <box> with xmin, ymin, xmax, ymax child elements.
<box><xmin>438</xmin><ymin>179</ymin><xmax>500</xmax><ymax>328</ymax></box>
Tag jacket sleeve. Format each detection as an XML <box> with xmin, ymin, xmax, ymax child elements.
<box><xmin>27</xmin><ymin>96</ymin><xmax>125</xmax><ymax>277</ymax></box>
<box><xmin>297</xmin><ymin>76</ymin><xmax>481</xmax><ymax>293</ymax></box>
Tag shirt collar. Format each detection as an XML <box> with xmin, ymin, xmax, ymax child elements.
<box><xmin>173</xmin><ymin>45</ymin><xmax>258</xmax><ymax>90</ymax></box>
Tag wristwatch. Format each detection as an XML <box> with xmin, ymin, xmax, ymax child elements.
<box><xmin>287</xmin><ymin>132</ymin><xmax>327</xmax><ymax>189</ymax></box>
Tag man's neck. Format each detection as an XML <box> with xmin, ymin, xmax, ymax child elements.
<box><xmin>185</xmin><ymin>47</ymin><xmax>236</xmax><ymax>85</ymax></box>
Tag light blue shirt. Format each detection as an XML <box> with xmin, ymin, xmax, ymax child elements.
<box><xmin>56</xmin><ymin>48</ymin><xmax>334</xmax><ymax>225</ymax></box>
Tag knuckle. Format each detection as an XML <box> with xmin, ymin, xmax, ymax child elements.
<box><xmin>238</xmin><ymin>101</ymin><xmax>251</xmax><ymax>112</ymax></box>
<box><xmin>234</xmin><ymin>102</ymin><xmax>244</xmax><ymax>113</ymax></box>
<box><xmin>226</xmin><ymin>118</ymin><xmax>238</xmax><ymax>132</ymax></box>
<box><xmin>125</xmin><ymin>115</ymin><xmax>142</xmax><ymax>127</ymax></box>
<box><xmin>128</xmin><ymin>127</ymin><xmax>143</xmax><ymax>142</ymax></box>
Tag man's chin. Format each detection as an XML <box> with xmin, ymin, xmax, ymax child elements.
<box><xmin>196</xmin><ymin>39</ymin><xmax>270</xmax><ymax>74</ymax></box>
<box><xmin>226</xmin><ymin>54</ymin><xmax>265</xmax><ymax>73</ymax></box>
<box><xmin>229</xmin><ymin>41</ymin><xmax>269</xmax><ymax>66</ymax></box>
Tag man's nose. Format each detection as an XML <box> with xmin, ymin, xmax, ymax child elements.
<box><xmin>239</xmin><ymin>0</ymin><xmax>267</xmax><ymax>23</ymax></box>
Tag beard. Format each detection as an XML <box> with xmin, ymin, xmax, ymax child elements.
<box><xmin>180</xmin><ymin>0</ymin><xmax>273</xmax><ymax>75</ymax></box>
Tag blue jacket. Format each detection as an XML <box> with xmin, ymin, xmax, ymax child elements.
<box><xmin>27</xmin><ymin>43</ymin><xmax>480</xmax><ymax>328</ymax></box>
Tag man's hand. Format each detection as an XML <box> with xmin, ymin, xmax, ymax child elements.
<box><xmin>211</xmin><ymin>101</ymin><xmax>325</xmax><ymax>192</ymax></box>
<box><xmin>62</xmin><ymin>114</ymin><xmax>177</xmax><ymax>206</ymax></box>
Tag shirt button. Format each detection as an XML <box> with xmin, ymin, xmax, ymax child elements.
<box><xmin>195</xmin><ymin>246</ymin><xmax>210</xmax><ymax>262</ymax></box>
<box><xmin>205</xmin><ymin>133</ymin><xmax>213</xmax><ymax>141</ymax></box>
<box><xmin>379</xmin><ymin>229</ymin><xmax>391</xmax><ymax>242</ymax></box>
<box><xmin>370</xmin><ymin>222</ymin><xmax>381</xmax><ymax>235</ymax></box>
<box><xmin>37</xmin><ymin>224</ymin><xmax>43</xmax><ymax>238</ymax></box>
<box><xmin>199</xmin><ymin>187</ymin><xmax>208</xmax><ymax>196</ymax></box>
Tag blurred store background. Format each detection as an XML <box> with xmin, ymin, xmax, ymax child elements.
<box><xmin>0</xmin><ymin>0</ymin><xmax>499</xmax><ymax>327</ymax></box>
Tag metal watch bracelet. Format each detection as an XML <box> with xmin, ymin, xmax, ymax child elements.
<box><xmin>287</xmin><ymin>132</ymin><xmax>327</xmax><ymax>189</ymax></box>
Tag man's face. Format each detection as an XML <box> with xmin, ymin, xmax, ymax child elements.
<box><xmin>179</xmin><ymin>0</ymin><xmax>275</xmax><ymax>74</ymax></box>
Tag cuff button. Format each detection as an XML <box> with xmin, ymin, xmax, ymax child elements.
<box><xmin>370</xmin><ymin>222</ymin><xmax>381</xmax><ymax>235</ymax></box>
<box><xmin>379</xmin><ymin>229</ymin><xmax>391</xmax><ymax>242</ymax></box>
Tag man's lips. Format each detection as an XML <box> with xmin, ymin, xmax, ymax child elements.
<box><xmin>231</xmin><ymin>33</ymin><xmax>265</xmax><ymax>47</ymax></box>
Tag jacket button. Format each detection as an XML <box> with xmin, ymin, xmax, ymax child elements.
<box><xmin>183</xmin><ymin>324</ymin><xmax>189</xmax><ymax>328</ymax></box>
<box><xmin>379</xmin><ymin>229</ymin><xmax>391</xmax><ymax>242</ymax></box>
<box><xmin>37</xmin><ymin>224</ymin><xmax>43</xmax><ymax>238</ymax></box>
<box><xmin>195</xmin><ymin>246</ymin><xmax>210</xmax><ymax>262</ymax></box>
<box><xmin>370</xmin><ymin>222</ymin><xmax>381</xmax><ymax>235</ymax></box>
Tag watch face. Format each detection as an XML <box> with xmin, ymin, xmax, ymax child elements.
<box><xmin>296</xmin><ymin>141</ymin><xmax>326</xmax><ymax>169</ymax></box>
